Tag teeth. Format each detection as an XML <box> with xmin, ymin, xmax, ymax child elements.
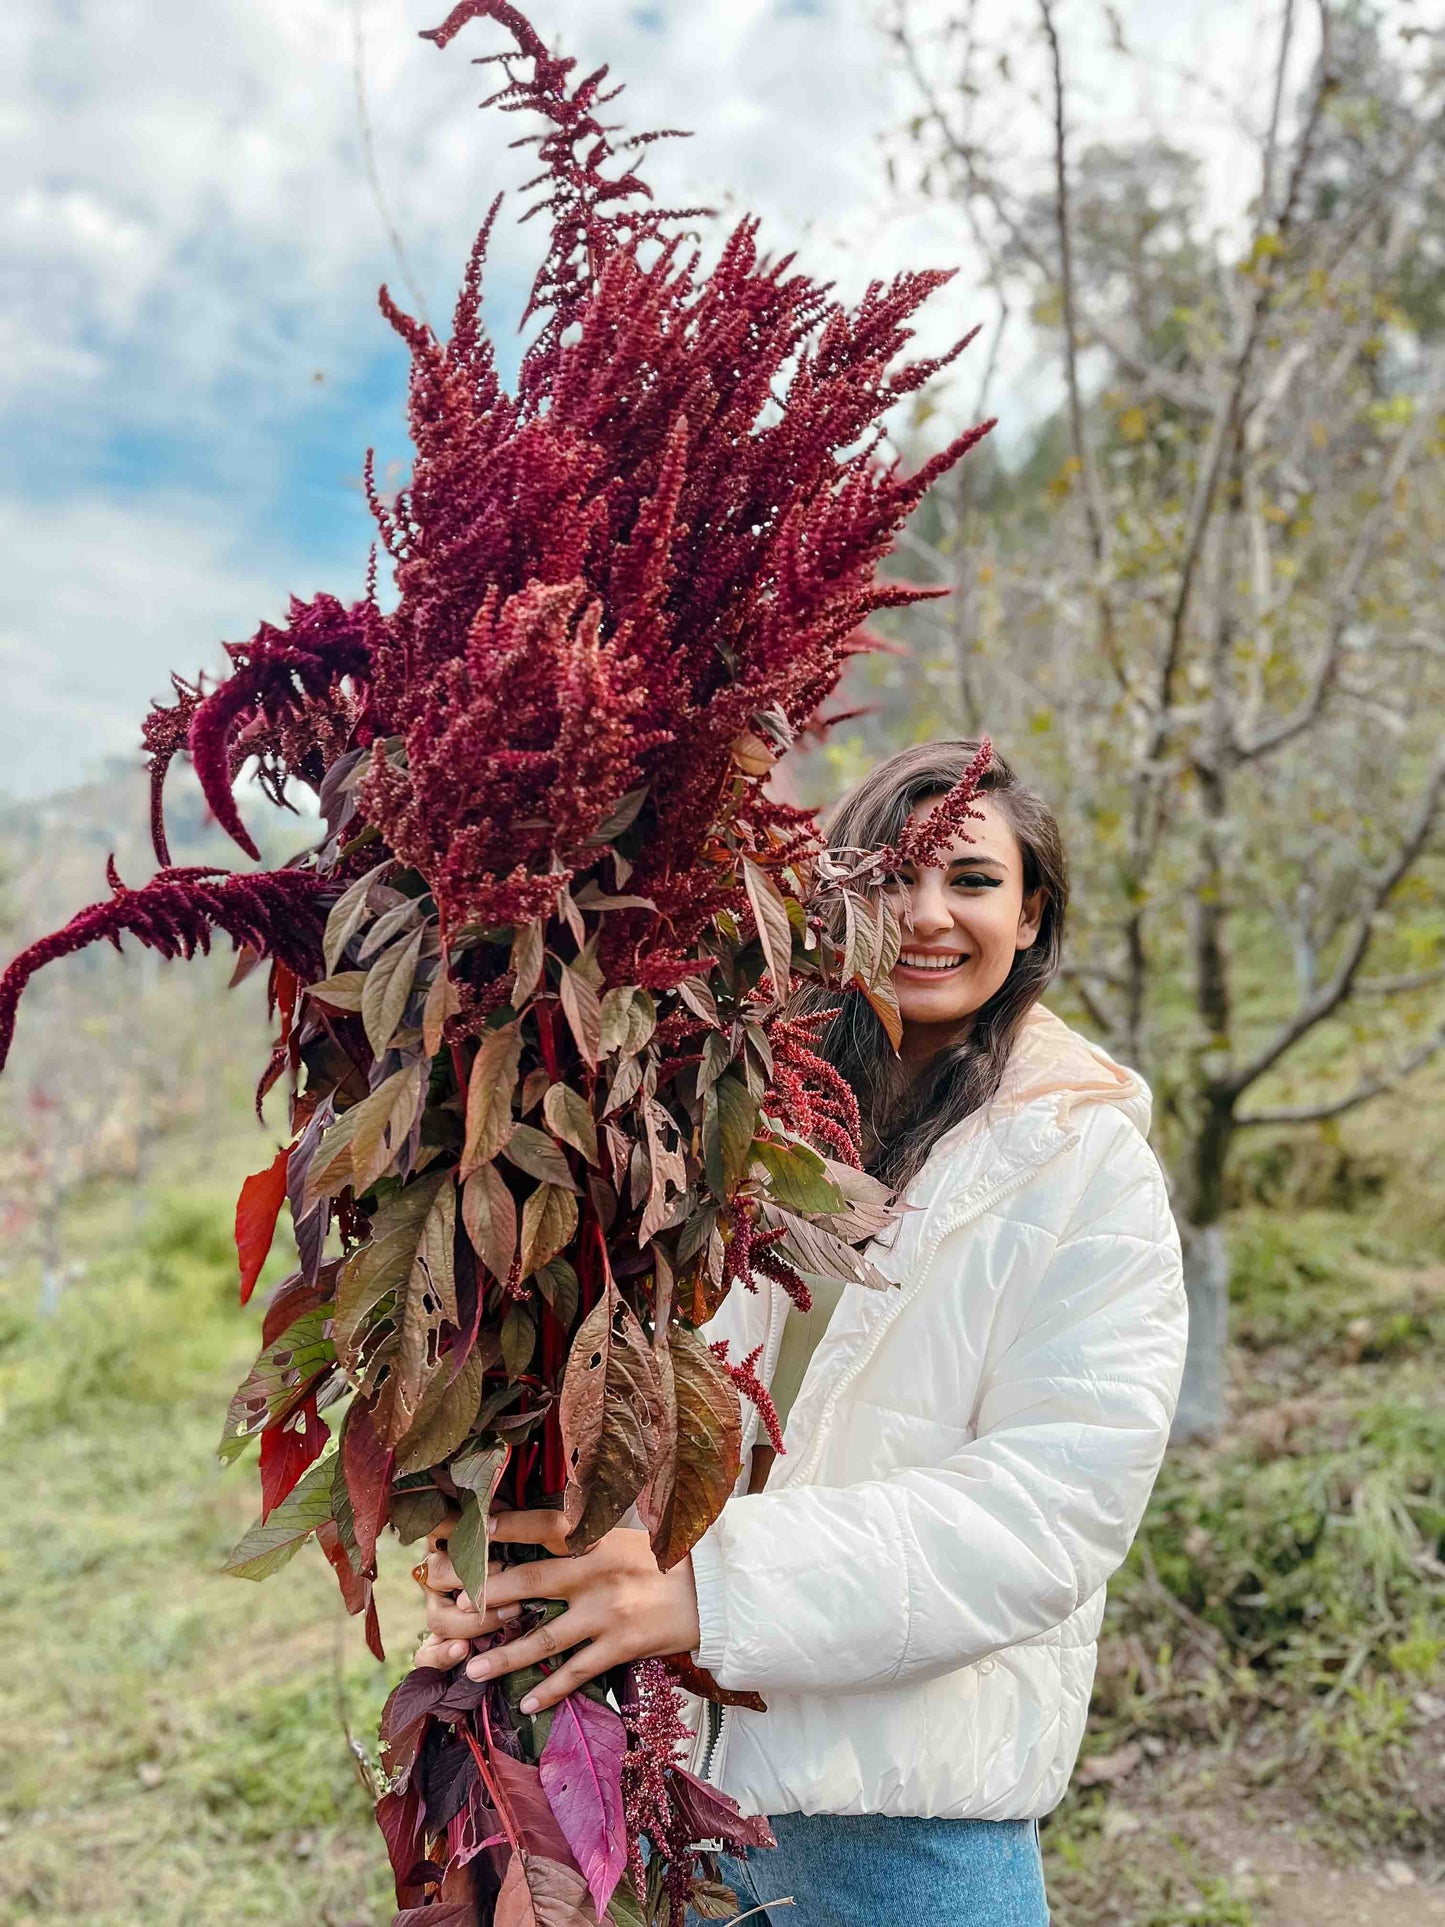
<box><xmin>899</xmin><ymin>952</ymin><xmax>964</xmax><ymax>971</ymax></box>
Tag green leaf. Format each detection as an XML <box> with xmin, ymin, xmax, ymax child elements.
<box><xmin>753</xmin><ymin>1139</ymin><xmax>846</xmax><ymax>1216</ymax></box>
<box><xmin>322</xmin><ymin>859</ymin><xmax>390</xmax><ymax>974</ymax></box>
<box><xmin>703</xmin><ymin>1071</ymin><xmax>757</xmax><ymax>1201</ymax></box>
<box><xmin>743</xmin><ymin>859</ymin><xmax>793</xmax><ymax>998</ymax></box>
<box><xmin>598</xmin><ymin>986</ymin><xmax>656</xmax><ymax>1060</ymax></box>
<box><xmin>559</xmin><ymin>960</ymin><xmax>602</xmax><ymax>1069</ymax></box>
<box><xmin>218</xmin><ymin>1306</ymin><xmax>336</xmax><ymax>1465</ymax></box>
<box><xmin>223</xmin><ymin>1453</ymin><xmax>335</xmax><ymax>1580</ymax></box>
<box><xmin>606</xmin><ymin>1879</ymin><xmax>648</xmax><ymax>1927</ymax></box>
<box><xmin>301</xmin><ymin>1102</ymin><xmax>363</xmax><ymax>1211</ymax></box>
<box><xmin>362</xmin><ymin>921</ymin><xmax>426</xmax><ymax>1056</ymax></box>
<box><xmin>511</xmin><ymin>919</ymin><xmax>544</xmax><ymax>1007</ymax></box>
<box><xmin>356</xmin><ymin>896</ymin><xmax>422</xmax><ymax>962</ymax></box>
<box><xmin>461</xmin><ymin>1021</ymin><xmax>523</xmax><ymax>1178</ymax></box>
<box><xmin>349</xmin><ymin>1060</ymin><xmax>429</xmax><ymax>1196</ymax></box>
<box><xmin>543</xmin><ymin>1082</ymin><xmax>599</xmax><ymax>1166</ymax></box>
<box><xmin>334</xmin><ymin>1173</ymin><xmax>447</xmax><ymax>1364</ymax></box>
<box><xmin>537</xmin><ymin>1257</ymin><xmax>580</xmax><ymax>1328</ymax></box>
<box><xmin>501</xmin><ymin>1303</ymin><xmax>537</xmax><ymax>1378</ymax></box>
<box><xmin>303</xmin><ymin>971</ymin><xmax>369</xmax><ymax>1012</ymax></box>
<box><xmin>519</xmin><ymin>1183</ymin><xmax>578</xmax><ymax>1280</ymax></box>
<box><xmin>449</xmin><ymin>1493</ymin><xmax>490</xmax><ymax>1612</ymax></box>
<box><xmin>505</xmin><ymin>1121</ymin><xmax>579</xmax><ymax>1190</ymax></box>
<box><xmin>390</xmin><ymin>1485</ymin><xmax>452</xmax><ymax>1545</ymax></box>
<box><xmin>395</xmin><ymin>1337</ymin><xmax>492</xmax><ymax>1476</ymax></box>
<box><xmin>587</xmin><ymin>783</ymin><xmax>649</xmax><ymax>844</ymax></box>
<box><xmin>452</xmin><ymin>1443</ymin><xmax>508</xmax><ymax>1498</ymax></box>
<box><xmin>677</xmin><ymin>976</ymin><xmax>718</xmax><ymax>1026</ymax></box>
<box><xmin>461</xmin><ymin>1161</ymin><xmax>518</xmax><ymax>1284</ymax></box>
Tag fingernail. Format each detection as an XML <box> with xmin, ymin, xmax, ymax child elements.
<box><xmin>496</xmin><ymin>1603</ymin><xmax>521</xmax><ymax>1622</ymax></box>
<box><xmin>465</xmin><ymin>1656</ymin><xmax>491</xmax><ymax>1681</ymax></box>
<box><xmin>519</xmin><ymin>1694</ymin><xmax>539</xmax><ymax>1715</ymax></box>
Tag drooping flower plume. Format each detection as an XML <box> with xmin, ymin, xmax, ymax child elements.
<box><xmin>0</xmin><ymin>5</ymin><xmax>991</xmax><ymax>1921</ymax></box>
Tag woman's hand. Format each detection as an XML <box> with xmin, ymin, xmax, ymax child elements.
<box><xmin>412</xmin><ymin>1509</ymin><xmax>522</xmax><ymax>1672</ymax></box>
<box><xmin>413</xmin><ymin>1507</ymin><xmax>700</xmax><ymax>1715</ymax></box>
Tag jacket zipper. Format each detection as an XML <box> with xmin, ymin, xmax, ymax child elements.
<box><xmin>694</xmin><ymin>1130</ymin><xmax>1075</xmax><ymax>1787</ymax></box>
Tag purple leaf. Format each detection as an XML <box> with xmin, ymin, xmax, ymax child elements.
<box><xmin>538</xmin><ymin>1694</ymin><xmax>627</xmax><ymax>1918</ymax></box>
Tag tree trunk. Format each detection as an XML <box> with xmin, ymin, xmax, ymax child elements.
<box><xmin>1172</xmin><ymin>1218</ymin><xmax>1229</xmax><ymax>1442</ymax></box>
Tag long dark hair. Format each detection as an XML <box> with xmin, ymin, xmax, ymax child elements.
<box><xmin>819</xmin><ymin>739</ymin><xmax>1069</xmax><ymax>1195</ymax></box>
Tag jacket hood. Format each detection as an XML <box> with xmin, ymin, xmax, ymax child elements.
<box><xmin>991</xmin><ymin>1002</ymin><xmax>1152</xmax><ymax>1137</ymax></box>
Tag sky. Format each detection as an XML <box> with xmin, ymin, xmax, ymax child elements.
<box><xmin>2</xmin><ymin>0</ymin><xmax>1293</xmax><ymax>800</ymax></box>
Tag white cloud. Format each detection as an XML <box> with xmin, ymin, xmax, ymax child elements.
<box><xmin>3</xmin><ymin>0</ymin><xmax>1345</xmax><ymax>798</ymax></box>
<box><xmin>0</xmin><ymin>495</ymin><xmax>314</xmax><ymax>799</ymax></box>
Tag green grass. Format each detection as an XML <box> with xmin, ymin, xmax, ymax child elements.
<box><xmin>0</xmin><ymin>1151</ymin><xmax>415</xmax><ymax>1927</ymax></box>
<box><xmin>1</xmin><ymin>1155</ymin><xmax>1441</xmax><ymax>1923</ymax></box>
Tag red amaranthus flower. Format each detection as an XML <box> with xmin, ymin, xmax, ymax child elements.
<box><xmin>0</xmin><ymin>6</ymin><xmax>993</xmax><ymax>1922</ymax></box>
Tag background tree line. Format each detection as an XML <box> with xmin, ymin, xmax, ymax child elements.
<box><xmin>812</xmin><ymin>0</ymin><xmax>1445</xmax><ymax>1440</ymax></box>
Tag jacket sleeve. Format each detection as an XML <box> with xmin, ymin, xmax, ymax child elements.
<box><xmin>689</xmin><ymin>1118</ymin><xmax>1188</xmax><ymax>1695</ymax></box>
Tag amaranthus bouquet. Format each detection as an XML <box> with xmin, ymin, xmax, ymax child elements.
<box><xmin>0</xmin><ymin>4</ymin><xmax>992</xmax><ymax>1920</ymax></box>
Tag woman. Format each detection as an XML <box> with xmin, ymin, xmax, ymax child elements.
<box><xmin>416</xmin><ymin>739</ymin><xmax>1189</xmax><ymax>1925</ymax></box>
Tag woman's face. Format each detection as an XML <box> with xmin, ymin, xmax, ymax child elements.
<box><xmin>882</xmin><ymin>795</ymin><xmax>1045</xmax><ymax>1060</ymax></box>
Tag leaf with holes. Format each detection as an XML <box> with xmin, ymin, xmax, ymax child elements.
<box><xmin>219</xmin><ymin>1305</ymin><xmax>335</xmax><ymax>1465</ymax></box>
<box><xmin>462</xmin><ymin>1021</ymin><xmax>523</xmax><ymax>1178</ymax></box>
<box><xmin>390</xmin><ymin>1178</ymin><xmax>459</xmax><ymax>1445</ymax></box>
<box><xmin>560</xmin><ymin>1278</ymin><xmax>664</xmax><ymax>1552</ymax></box>
<box><xmin>333</xmin><ymin>1174</ymin><xmax>447</xmax><ymax>1367</ymax></box>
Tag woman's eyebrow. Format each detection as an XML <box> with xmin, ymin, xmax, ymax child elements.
<box><xmin>946</xmin><ymin>853</ymin><xmax>1008</xmax><ymax>871</ymax></box>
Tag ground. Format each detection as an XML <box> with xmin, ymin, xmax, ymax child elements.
<box><xmin>0</xmin><ymin>1140</ymin><xmax>1441</xmax><ymax>1924</ymax></box>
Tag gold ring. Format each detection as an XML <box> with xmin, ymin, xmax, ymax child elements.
<box><xmin>411</xmin><ymin>1560</ymin><xmax>430</xmax><ymax>1592</ymax></box>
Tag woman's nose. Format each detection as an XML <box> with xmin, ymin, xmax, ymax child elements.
<box><xmin>903</xmin><ymin>874</ymin><xmax>952</xmax><ymax>938</ymax></box>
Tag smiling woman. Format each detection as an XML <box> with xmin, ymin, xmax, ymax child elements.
<box><xmin>416</xmin><ymin>737</ymin><xmax>1184</xmax><ymax>1927</ymax></box>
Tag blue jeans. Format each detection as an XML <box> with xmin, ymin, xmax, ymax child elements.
<box><xmin>693</xmin><ymin>1811</ymin><xmax>1050</xmax><ymax>1925</ymax></box>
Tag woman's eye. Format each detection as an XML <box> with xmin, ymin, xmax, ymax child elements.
<box><xmin>953</xmin><ymin>873</ymin><xmax>1002</xmax><ymax>890</ymax></box>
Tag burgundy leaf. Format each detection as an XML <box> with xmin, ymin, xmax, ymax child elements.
<box><xmin>538</xmin><ymin>1694</ymin><xmax>627</xmax><ymax>1917</ymax></box>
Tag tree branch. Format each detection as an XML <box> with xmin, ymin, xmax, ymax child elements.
<box><xmin>1227</xmin><ymin>746</ymin><xmax>1445</xmax><ymax>1097</ymax></box>
<box><xmin>1237</xmin><ymin>1019</ymin><xmax>1445</xmax><ymax>1126</ymax></box>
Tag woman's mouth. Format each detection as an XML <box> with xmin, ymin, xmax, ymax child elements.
<box><xmin>896</xmin><ymin>950</ymin><xmax>969</xmax><ymax>974</ymax></box>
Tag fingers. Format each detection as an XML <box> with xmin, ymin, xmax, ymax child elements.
<box><xmin>515</xmin><ymin>1643</ymin><xmax>618</xmax><ymax>1715</ymax></box>
<box><xmin>414</xmin><ymin>1633</ymin><xmax>470</xmax><ymax>1671</ymax></box>
<box><xmin>486</xmin><ymin>1508</ymin><xmax>570</xmax><ymax>1553</ymax></box>
<box><xmin>464</xmin><ymin>1606</ymin><xmax>592</xmax><ymax>1684</ymax></box>
<box><xmin>420</xmin><ymin>1547</ymin><xmax>461</xmax><ymax>1593</ymax></box>
<box><xmin>426</xmin><ymin>1511</ymin><xmax>463</xmax><ymax>1557</ymax></box>
<box><xmin>485</xmin><ymin>1555</ymin><xmax>579</xmax><ymax>1613</ymax></box>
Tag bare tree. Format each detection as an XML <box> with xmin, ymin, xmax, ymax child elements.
<box><xmin>885</xmin><ymin>0</ymin><xmax>1445</xmax><ymax>1437</ymax></box>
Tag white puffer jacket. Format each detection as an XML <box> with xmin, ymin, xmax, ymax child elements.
<box><xmin>686</xmin><ymin>1005</ymin><xmax>1188</xmax><ymax>1820</ymax></box>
